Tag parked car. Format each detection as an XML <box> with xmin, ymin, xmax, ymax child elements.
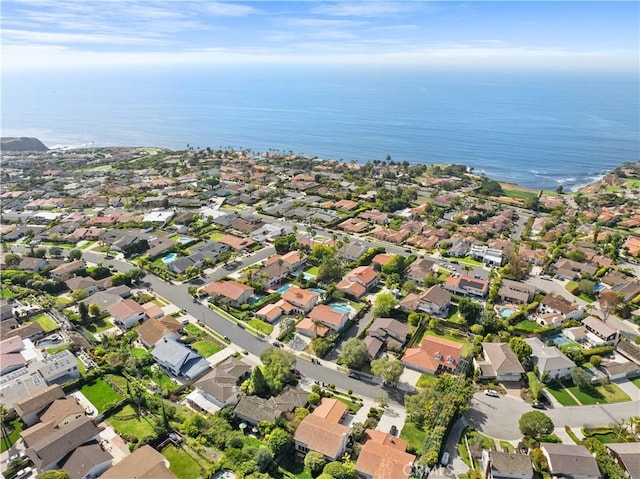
<box><xmin>485</xmin><ymin>389</ymin><xmax>500</xmax><ymax>398</ymax></box>
<box><xmin>16</xmin><ymin>467</ymin><xmax>32</xmax><ymax>478</ymax></box>
<box><xmin>348</xmin><ymin>372</ymin><xmax>359</xmax><ymax>379</ymax></box>
<box><xmin>389</xmin><ymin>425</ymin><xmax>398</xmax><ymax>436</ymax></box>
<box><xmin>440</xmin><ymin>452</ymin><xmax>450</xmax><ymax>465</ymax></box>
<box><xmin>531</xmin><ymin>402</ymin><xmax>546</xmax><ymax>410</ymax></box>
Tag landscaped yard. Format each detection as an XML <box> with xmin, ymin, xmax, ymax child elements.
<box><xmin>248</xmin><ymin>318</ymin><xmax>274</xmax><ymax>335</ymax></box>
<box><xmin>84</xmin><ymin>317</ymin><xmax>114</xmax><ymax>334</ymax></box>
<box><xmin>416</xmin><ymin>374</ymin><xmax>439</xmax><ymax>389</ymax></box>
<box><xmin>546</xmin><ymin>382</ymin><xmax>579</xmax><ymax>406</ymax></box>
<box><xmin>400</xmin><ymin>422</ymin><xmax>427</xmax><ymax>452</ymax></box>
<box><xmin>568</xmin><ymin>383</ymin><xmax>631</xmax><ymax>405</ymax></box>
<box><xmin>1</xmin><ymin>288</ymin><xmax>16</xmax><ymax>299</ymax></box>
<box><xmin>108</xmin><ymin>404</ymin><xmax>157</xmax><ymax>439</ymax></box>
<box><xmin>0</xmin><ymin>418</ymin><xmax>23</xmax><ymax>453</ymax></box>
<box><xmin>132</xmin><ymin>347</ymin><xmax>152</xmax><ymax>361</ymax></box>
<box><xmin>209</xmin><ymin>232</ymin><xmax>225</xmax><ymax>241</ymax></box>
<box><xmin>191</xmin><ymin>340</ymin><xmax>223</xmax><ymax>358</ymax></box>
<box><xmin>305</xmin><ymin>266</ymin><xmax>319</xmax><ymax>276</ymax></box>
<box><xmin>459</xmin><ymin>256</ymin><xmax>484</xmax><ymax>267</ymax></box>
<box><xmin>152</xmin><ymin>297</ymin><xmax>170</xmax><ymax>307</ymax></box>
<box><xmin>279</xmin><ymin>453</ymin><xmax>313</xmax><ymax>479</ymax></box>
<box><xmin>632</xmin><ymin>377</ymin><xmax>640</xmax><ymax>389</ymax></box>
<box><xmin>26</xmin><ymin>313</ymin><xmax>58</xmax><ymax>332</ymax></box>
<box><xmin>81</xmin><ymin>378</ymin><xmax>124</xmax><ymax>412</ymax></box>
<box><xmin>513</xmin><ymin>319</ymin><xmax>546</xmax><ymax>334</ymax></box>
<box><xmin>162</xmin><ymin>444</ymin><xmax>208</xmax><ymax>479</ymax></box>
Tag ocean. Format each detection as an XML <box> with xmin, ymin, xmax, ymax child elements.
<box><xmin>2</xmin><ymin>66</ymin><xmax>638</xmax><ymax>190</ymax></box>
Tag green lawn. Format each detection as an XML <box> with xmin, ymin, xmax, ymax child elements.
<box><xmin>162</xmin><ymin>444</ymin><xmax>208</xmax><ymax>479</ymax></box>
<box><xmin>279</xmin><ymin>454</ymin><xmax>313</xmax><ymax>479</ymax></box>
<box><xmin>577</xmin><ymin>294</ymin><xmax>595</xmax><ymax>303</ymax></box>
<box><xmin>106</xmin><ymin>374</ymin><xmax>129</xmax><ymax>391</ymax></box>
<box><xmin>81</xmin><ymin>378</ymin><xmax>124</xmax><ymax>412</ymax></box>
<box><xmin>446</xmin><ymin>304</ymin><xmax>461</xmax><ymax>322</ymax></box>
<box><xmin>191</xmin><ymin>340</ymin><xmax>223</xmax><ymax>357</ymax></box>
<box><xmin>84</xmin><ymin>317</ymin><xmax>114</xmax><ymax>334</ymax></box>
<box><xmin>416</xmin><ymin>374</ymin><xmax>439</xmax><ymax>389</ymax></box>
<box><xmin>27</xmin><ymin>313</ymin><xmax>58</xmax><ymax>332</ymax></box>
<box><xmin>210</xmin><ymin>232</ymin><xmax>225</xmax><ymax>241</ymax></box>
<box><xmin>632</xmin><ymin>377</ymin><xmax>640</xmax><ymax>389</ymax></box>
<box><xmin>0</xmin><ymin>418</ymin><xmax>23</xmax><ymax>453</ymax></box>
<box><xmin>513</xmin><ymin>319</ymin><xmax>546</xmax><ymax>334</ymax></box>
<box><xmin>546</xmin><ymin>382</ymin><xmax>579</xmax><ymax>406</ymax></box>
<box><xmin>305</xmin><ymin>266</ymin><xmax>319</xmax><ymax>276</ymax></box>
<box><xmin>108</xmin><ymin>404</ymin><xmax>157</xmax><ymax>439</ymax></box>
<box><xmin>459</xmin><ymin>256</ymin><xmax>484</xmax><ymax>267</ymax></box>
<box><xmin>1</xmin><ymin>288</ymin><xmax>16</xmax><ymax>299</ymax></box>
<box><xmin>500</xmin><ymin>441</ymin><xmax>515</xmax><ymax>453</ymax></box>
<box><xmin>502</xmin><ymin>188</ymin><xmax>538</xmax><ymax>201</ymax></box>
<box><xmin>334</xmin><ymin>396</ymin><xmax>363</xmax><ymax>414</ymax></box>
<box><xmin>184</xmin><ymin>323</ymin><xmax>204</xmax><ymax>336</ymax></box>
<box><xmin>46</xmin><ymin>344</ymin><xmax>70</xmax><ymax>354</ymax></box>
<box><xmin>132</xmin><ymin>347</ymin><xmax>152</xmax><ymax>361</ymax></box>
<box><xmin>248</xmin><ymin>318</ymin><xmax>274</xmax><ymax>335</ymax></box>
<box><xmin>400</xmin><ymin>422</ymin><xmax>427</xmax><ymax>452</ymax></box>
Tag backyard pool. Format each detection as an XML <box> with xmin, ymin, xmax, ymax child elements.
<box><xmin>498</xmin><ymin>307</ymin><xmax>515</xmax><ymax>319</ymax></box>
<box><xmin>309</xmin><ymin>288</ymin><xmax>325</xmax><ymax>295</ymax></box>
<box><xmin>213</xmin><ymin>471</ymin><xmax>237</xmax><ymax>479</ymax></box>
<box><xmin>162</xmin><ymin>252</ymin><xmax>178</xmax><ymax>263</ymax></box>
<box><xmin>176</xmin><ymin>236</ymin><xmax>195</xmax><ymax>244</ymax></box>
<box><xmin>276</xmin><ymin>284</ymin><xmax>293</xmax><ymax>294</ymax></box>
<box><xmin>303</xmin><ymin>272</ymin><xmax>316</xmax><ymax>280</ymax></box>
<box><xmin>37</xmin><ymin>334</ymin><xmax>62</xmax><ymax>347</ymax></box>
<box><xmin>545</xmin><ymin>332</ymin><xmax>580</xmax><ymax>349</ymax></box>
<box><xmin>594</xmin><ymin>283</ymin><xmax>606</xmax><ymax>292</ymax></box>
<box><xmin>330</xmin><ymin>303</ymin><xmax>356</xmax><ymax>317</ymax></box>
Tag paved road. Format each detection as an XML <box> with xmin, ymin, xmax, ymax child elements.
<box><xmin>464</xmin><ymin>390</ymin><xmax>640</xmax><ymax>440</ymax></box>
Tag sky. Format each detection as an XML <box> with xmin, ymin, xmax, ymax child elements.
<box><xmin>1</xmin><ymin>1</ymin><xmax>639</xmax><ymax>72</ymax></box>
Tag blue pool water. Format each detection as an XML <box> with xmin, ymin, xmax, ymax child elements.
<box><xmin>177</xmin><ymin>236</ymin><xmax>194</xmax><ymax>244</ymax></box>
<box><xmin>309</xmin><ymin>288</ymin><xmax>325</xmax><ymax>295</ymax></box>
<box><xmin>277</xmin><ymin>284</ymin><xmax>293</xmax><ymax>294</ymax></box>
<box><xmin>330</xmin><ymin>303</ymin><xmax>356</xmax><ymax>316</ymax></box>
<box><xmin>498</xmin><ymin>307</ymin><xmax>515</xmax><ymax>318</ymax></box>
<box><xmin>303</xmin><ymin>272</ymin><xmax>316</xmax><ymax>280</ymax></box>
<box><xmin>162</xmin><ymin>252</ymin><xmax>178</xmax><ymax>263</ymax></box>
<box><xmin>545</xmin><ymin>332</ymin><xmax>579</xmax><ymax>349</ymax></box>
<box><xmin>594</xmin><ymin>283</ymin><xmax>606</xmax><ymax>292</ymax></box>
<box><xmin>249</xmin><ymin>295</ymin><xmax>266</xmax><ymax>307</ymax></box>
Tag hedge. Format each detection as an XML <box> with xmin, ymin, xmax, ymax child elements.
<box><xmin>582</xmin><ymin>345</ymin><xmax>614</xmax><ymax>359</ymax></box>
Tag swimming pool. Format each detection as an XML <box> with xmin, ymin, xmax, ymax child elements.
<box><xmin>594</xmin><ymin>283</ymin><xmax>606</xmax><ymax>292</ymax></box>
<box><xmin>309</xmin><ymin>288</ymin><xmax>325</xmax><ymax>295</ymax></box>
<box><xmin>277</xmin><ymin>284</ymin><xmax>293</xmax><ymax>294</ymax></box>
<box><xmin>330</xmin><ymin>303</ymin><xmax>356</xmax><ymax>316</ymax></box>
<box><xmin>498</xmin><ymin>307</ymin><xmax>515</xmax><ymax>319</ymax></box>
<box><xmin>177</xmin><ymin>236</ymin><xmax>195</xmax><ymax>244</ymax></box>
<box><xmin>303</xmin><ymin>272</ymin><xmax>316</xmax><ymax>280</ymax></box>
<box><xmin>545</xmin><ymin>332</ymin><xmax>580</xmax><ymax>349</ymax></box>
<box><xmin>162</xmin><ymin>252</ymin><xmax>178</xmax><ymax>263</ymax></box>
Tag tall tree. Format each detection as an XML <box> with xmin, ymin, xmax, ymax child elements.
<box><xmin>370</xmin><ymin>357</ymin><xmax>404</xmax><ymax>384</ymax></box>
<box><xmin>373</xmin><ymin>292</ymin><xmax>398</xmax><ymax>318</ymax></box>
<box><xmin>509</xmin><ymin>337</ymin><xmax>533</xmax><ymax>364</ymax></box>
<box><xmin>518</xmin><ymin>411</ymin><xmax>554</xmax><ymax>439</ymax></box>
<box><xmin>338</xmin><ymin>338</ymin><xmax>370</xmax><ymax>370</ymax></box>
<box><xmin>598</xmin><ymin>291</ymin><xmax>620</xmax><ymax>322</ymax></box>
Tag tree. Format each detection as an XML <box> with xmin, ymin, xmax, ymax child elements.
<box><xmin>5</xmin><ymin>253</ymin><xmax>21</xmax><ymax>267</ymax></box>
<box><xmin>308</xmin><ymin>392</ymin><xmax>321</xmax><ymax>406</ymax></box>
<box><xmin>37</xmin><ymin>471</ymin><xmax>70</xmax><ymax>479</ymax></box>
<box><xmin>260</xmin><ymin>348</ymin><xmax>296</xmax><ymax>395</ymax></box>
<box><xmin>255</xmin><ymin>447</ymin><xmax>273</xmax><ymax>473</ymax></box>
<box><xmin>577</xmin><ymin>279</ymin><xmax>595</xmax><ymax>297</ymax></box>
<box><xmin>323</xmin><ymin>462</ymin><xmax>358</xmax><ymax>479</ymax></box>
<box><xmin>70</xmin><ymin>289</ymin><xmax>88</xmax><ymax>302</ymax></box>
<box><xmin>598</xmin><ymin>291</ymin><xmax>620</xmax><ymax>322</ymax></box>
<box><xmin>88</xmin><ymin>303</ymin><xmax>101</xmax><ymax>318</ymax></box>
<box><xmin>78</xmin><ymin>302</ymin><xmax>89</xmax><ymax>322</ymax></box>
<box><xmin>518</xmin><ymin>411</ymin><xmax>554</xmax><ymax>439</ymax></box>
<box><xmin>267</xmin><ymin>427</ymin><xmax>291</xmax><ymax>456</ymax></box>
<box><xmin>338</xmin><ymin>338</ymin><xmax>370</xmax><ymax>370</ymax></box>
<box><xmin>509</xmin><ymin>337</ymin><xmax>533</xmax><ymax>364</ymax></box>
<box><xmin>503</xmin><ymin>253</ymin><xmax>530</xmax><ymax>281</ymax></box>
<box><xmin>370</xmin><ymin>357</ymin><xmax>404</xmax><ymax>384</ymax></box>
<box><xmin>571</xmin><ymin>367</ymin><xmax>591</xmax><ymax>391</ymax></box>
<box><xmin>316</xmin><ymin>257</ymin><xmax>343</xmax><ymax>284</ymax></box>
<box><xmin>48</xmin><ymin>246</ymin><xmax>63</xmax><ymax>258</ymax></box>
<box><xmin>457</xmin><ymin>297</ymin><xmax>482</xmax><ymax>324</ymax></box>
<box><xmin>304</xmin><ymin>451</ymin><xmax>326</xmax><ymax>477</ymax></box>
<box><xmin>372</xmin><ymin>292</ymin><xmax>398</xmax><ymax>318</ymax></box>
<box><xmin>244</xmin><ymin>366</ymin><xmax>269</xmax><ymax>397</ymax></box>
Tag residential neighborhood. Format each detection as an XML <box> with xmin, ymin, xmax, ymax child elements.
<box><xmin>0</xmin><ymin>145</ymin><xmax>639</xmax><ymax>479</ymax></box>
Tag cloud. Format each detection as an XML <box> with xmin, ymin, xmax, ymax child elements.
<box><xmin>2</xmin><ymin>28</ymin><xmax>164</xmax><ymax>46</ymax></box>
<box><xmin>200</xmin><ymin>2</ymin><xmax>259</xmax><ymax>17</ymax></box>
<box><xmin>311</xmin><ymin>2</ymin><xmax>416</xmax><ymax>18</ymax></box>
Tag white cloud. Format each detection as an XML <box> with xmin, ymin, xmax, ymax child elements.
<box><xmin>311</xmin><ymin>2</ymin><xmax>416</xmax><ymax>18</ymax></box>
<box><xmin>200</xmin><ymin>2</ymin><xmax>259</xmax><ymax>17</ymax></box>
<box><xmin>2</xmin><ymin>28</ymin><xmax>164</xmax><ymax>45</ymax></box>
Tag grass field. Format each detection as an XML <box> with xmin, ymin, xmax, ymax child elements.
<box><xmin>305</xmin><ymin>266</ymin><xmax>319</xmax><ymax>276</ymax></box>
<box><xmin>108</xmin><ymin>404</ymin><xmax>156</xmax><ymax>439</ymax></box>
<box><xmin>162</xmin><ymin>444</ymin><xmax>208</xmax><ymax>479</ymax></box>
<box><xmin>500</xmin><ymin>441</ymin><xmax>515</xmax><ymax>452</ymax></box>
<box><xmin>209</xmin><ymin>232</ymin><xmax>225</xmax><ymax>241</ymax></box>
<box><xmin>81</xmin><ymin>378</ymin><xmax>124</xmax><ymax>412</ymax></box>
<box><xmin>279</xmin><ymin>454</ymin><xmax>313</xmax><ymax>479</ymax></box>
<box><xmin>27</xmin><ymin>313</ymin><xmax>58</xmax><ymax>332</ymax></box>
<box><xmin>1</xmin><ymin>288</ymin><xmax>16</xmax><ymax>299</ymax></box>
<box><xmin>632</xmin><ymin>377</ymin><xmax>640</xmax><ymax>389</ymax></box>
<box><xmin>513</xmin><ymin>319</ymin><xmax>546</xmax><ymax>334</ymax></box>
<box><xmin>416</xmin><ymin>374</ymin><xmax>439</xmax><ymax>389</ymax></box>
<box><xmin>191</xmin><ymin>340</ymin><xmax>223</xmax><ymax>357</ymax></box>
<box><xmin>569</xmin><ymin>383</ymin><xmax>631</xmax><ymax>405</ymax></box>
<box><xmin>248</xmin><ymin>318</ymin><xmax>274</xmax><ymax>335</ymax></box>
<box><xmin>84</xmin><ymin>317</ymin><xmax>114</xmax><ymax>334</ymax></box>
<box><xmin>501</xmin><ymin>186</ymin><xmax>539</xmax><ymax>201</ymax></box>
<box><xmin>0</xmin><ymin>418</ymin><xmax>23</xmax><ymax>453</ymax></box>
<box><xmin>401</xmin><ymin>422</ymin><xmax>427</xmax><ymax>452</ymax></box>
<box><xmin>546</xmin><ymin>382</ymin><xmax>579</xmax><ymax>406</ymax></box>
<box><xmin>459</xmin><ymin>256</ymin><xmax>484</xmax><ymax>267</ymax></box>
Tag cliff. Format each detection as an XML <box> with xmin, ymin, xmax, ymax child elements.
<box><xmin>1</xmin><ymin>137</ymin><xmax>49</xmax><ymax>152</ymax></box>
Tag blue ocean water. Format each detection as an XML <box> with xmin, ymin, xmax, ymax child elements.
<box><xmin>2</xmin><ymin>66</ymin><xmax>638</xmax><ymax>190</ymax></box>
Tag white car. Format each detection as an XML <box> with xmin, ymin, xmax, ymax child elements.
<box><xmin>485</xmin><ymin>389</ymin><xmax>500</xmax><ymax>398</ymax></box>
<box><xmin>441</xmin><ymin>452</ymin><xmax>450</xmax><ymax>465</ymax></box>
<box><xmin>16</xmin><ymin>467</ymin><xmax>32</xmax><ymax>477</ymax></box>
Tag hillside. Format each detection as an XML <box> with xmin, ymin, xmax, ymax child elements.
<box><xmin>1</xmin><ymin>137</ymin><xmax>48</xmax><ymax>152</ymax></box>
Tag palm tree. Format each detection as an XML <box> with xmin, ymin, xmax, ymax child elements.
<box><xmin>311</xmin><ymin>318</ymin><xmax>324</xmax><ymax>338</ymax></box>
<box><xmin>277</xmin><ymin>258</ymin><xmax>285</xmax><ymax>285</ymax></box>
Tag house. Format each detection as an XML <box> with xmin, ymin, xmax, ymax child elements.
<box><xmin>537</xmin><ymin>293</ymin><xmax>583</xmax><ymax>326</ymax></box>
<box><xmin>49</xmin><ymin>260</ymin><xmax>86</xmax><ymax>281</ymax></box>
<box><xmin>189</xmin><ymin>357</ymin><xmax>251</xmax><ymax>412</ymax></box>
<box><xmin>470</xmin><ymin>245</ymin><xmax>504</xmax><ymax>267</ymax></box>
<box><xmin>365</xmin><ymin>317</ymin><xmax>409</xmax><ymax>357</ymax></box>
<box><xmin>202</xmin><ymin>280</ymin><xmax>254</xmax><ymax>306</ymax></box>
<box><xmin>65</xmin><ymin>276</ymin><xmax>101</xmax><ymax>296</ymax></box>
<box><xmin>498</xmin><ymin>279</ymin><xmax>536</xmax><ymax>304</ymax></box>
<box><xmin>36</xmin><ymin>350</ymin><xmax>81</xmax><ymax>384</ymax></box>
<box><xmin>38</xmin><ymin>397</ymin><xmax>85</xmax><ymax>429</ymax></box>
<box><xmin>338</xmin><ymin>241</ymin><xmax>368</xmax><ymax>261</ymax></box>
<box><xmin>282</xmin><ymin>287</ymin><xmax>320</xmax><ymax>315</ymax></box>
<box><xmin>151</xmin><ymin>337</ymin><xmax>210</xmax><ymax>380</ymax></box>
<box><xmin>617</xmin><ymin>340</ymin><xmax>640</xmax><ymax>366</ymax></box>
<box><xmin>57</xmin><ymin>442</ymin><xmax>113</xmax><ymax>479</ymax></box>
<box><xmin>481</xmin><ymin>450</ymin><xmax>533</xmax><ymax>479</ymax></box>
<box><xmin>444</xmin><ymin>275</ymin><xmax>489</xmax><ymax>298</ymax></box>
<box><xmin>14</xmin><ymin>385</ymin><xmax>66</xmax><ymax>427</ymax></box>
<box><xmin>525</xmin><ymin>337</ymin><xmax>575</xmax><ymax>382</ymax></box>
<box><xmin>266</xmin><ymin>250</ymin><xmax>308</xmax><ymax>273</ymax></box>
<box><xmin>107</xmin><ymin>298</ymin><xmax>146</xmax><ymax>329</ymax></box>
<box><xmin>417</xmin><ymin>285</ymin><xmax>452</xmax><ymax>316</ymax></box>
<box><xmin>540</xmin><ymin>443</ymin><xmax>601</xmax><ymax>479</ymax></box>
<box><xmin>553</xmin><ymin>258</ymin><xmax>597</xmax><ymax>281</ymax></box>
<box><xmin>402</xmin><ymin>336</ymin><xmax>463</xmax><ymax>375</ymax></box>
<box><xmin>24</xmin><ymin>416</ymin><xmax>104</xmax><ymax>472</ymax></box>
<box><xmin>336</xmin><ymin>266</ymin><xmax>379</xmax><ymax>299</ymax></box>
<box><xmin>296</xmin><ymin>305</ymin><xmax>350</xmax><ymax>338</ymax></box>
<box><xmin>606</xmin><ymin>443</ymin><xmax>640</xmax><ymax>479</ymax></box>
<box><xmin>294</xmin><ymin>398</ymin><xmax>350</xmax><ymax>461</ymax></box>
<box><xmin>405</xmin><ymin>258</ymin><xmax>436</xmax><ymax>283</ymax></box>
<box><xmin>582</xmin><ymin>316</ymin><xmax>620</xmax><ymax>346</ymax></box>
<box><xmin>448</xmin><ymin>238</ymin><xmax>471</xmax><ymax>257</ymax></box>
<box><xmin>234</xmin><ymin>387</ymin><xmax>308</xmax><ymax>426</ymax></box>
<box><xmin>475</xmin><ymin>343</ymin><xmax>525</xmax><ymax>382</ymax></box>
<box><xmin>101</xmin><ymin>444</ymin><xmax>177</xmax><ymax>479</ymax></box>
<box><xmin>219</xmin><ymin>233</ymin><xmax>256</xmax><ymax>251</ymax></box>
<box><xmin>17</xmin><ymin>257</ymin><xmax>49</xmax><ymax>272</ymax></box>
<box><xmin>136</xmin><ymin>315</ymin><xmax>183</xmax><ymax>349</ymax></box>
<box><xmin>356</xmin><ymin>429</ymin><xmax>416</xmax><ymax>479</ymax></box>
